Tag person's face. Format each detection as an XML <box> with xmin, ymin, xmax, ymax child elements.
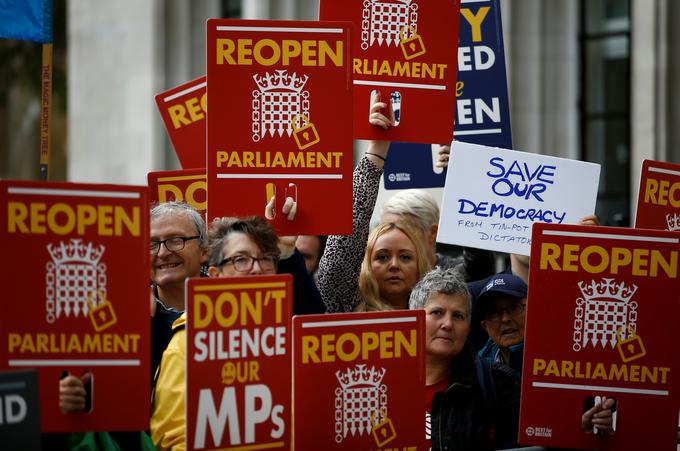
<box><xmin>481</xmin><ymin>296</ymin><xmax>527</xmax><ymax>349</ymax></box>
<box><xmin>209</xmin><ymin>232</ymin><xmax>277</xmax><ymax>277</ymax></box>
<box><xmin>150</xmin><ymin>213</ymin><xmax>205</xmax><ymax>288</ymax></box>
<box><xmin>425</xmin><ymin>293</ymin><xmax>470</xmax><ymax>359</ymax></box>
<box><xmin>370</xmin><ymin>228</ymin><xmax>419</xmax><ymax>306</ymax></box>
<box><xmin>295</xmin><ymin>235</ymin><xmax>321</xmax><ymax>274</ymax></box>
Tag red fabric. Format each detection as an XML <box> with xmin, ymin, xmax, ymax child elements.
<box><xmin>426</xmin><ymin>379</ymin><xmax>449</xmax><ymax>413</ymax></box>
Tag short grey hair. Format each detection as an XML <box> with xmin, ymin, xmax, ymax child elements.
<box><xmin>409</xmin><ymin>267</ymin><xmax>472</xmax><ymax>323</ymax></box>
<box><xmin>150</xmin><ymin>201</ymin><xmax>207</xmax><ymax>249</ymax></box>
<box><xmin>382</xmin><ymin>189</ymin><xmax>439</xmax><ymax>234</ymax></box>
<box><xmin>206</xmin><ymin>216</ymin><xmax>280</xmax><ymax>267</ymax></box>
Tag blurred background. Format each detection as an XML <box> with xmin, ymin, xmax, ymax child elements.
<box><xmin>1</xmin><ymin>0</ymin><xmax>679</xmax><ymax>227</ymax></box>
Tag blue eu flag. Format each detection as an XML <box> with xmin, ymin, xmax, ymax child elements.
<box><xmin>0</xmin><ymin>0</ymin><xmax>53</xmax><ymax>43</ymax></box>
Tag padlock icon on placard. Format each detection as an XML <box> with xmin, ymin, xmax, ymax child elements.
<box><xmin>371</xmin><ymin>409</ymin><xmax>397</xmax><ymax>447</ymax></box>
<box><xmin>292</xmin><ymin>114</ymin><xmax>320</xmax><ymax>150</ymax></box>
<box><xmin>88</xmin><ymin>291</ymin><xmax>118</xmax><ymax>332</ymax></box>
<box><xmin>616</xmin><ymin>325</ymin><xmax>646</xmax><ymax>363</ymax></box>
<box><xmin>400</xmin><ymin>26</ymin><xmax>426</xmax><ymax>60</ymax></box>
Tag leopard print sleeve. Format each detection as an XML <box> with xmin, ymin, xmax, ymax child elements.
<box><xmin>317</xmin><ymin>156</ymin><xmax>383</xmax><ymax>312</ymax></box>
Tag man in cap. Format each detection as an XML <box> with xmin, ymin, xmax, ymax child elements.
<box><xmin>475</xmin><ymin>273</ymin><xmax>615</xmax><ymax>441</ymax></box>
<box><xmin>476</xmin><ymin>273</ymin><xmax>528</xmax><ymax>368</ymax></box>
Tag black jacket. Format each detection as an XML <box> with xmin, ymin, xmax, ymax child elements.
<box><xmin>431</xmin><ymin>346</ymin><xmax>521</xmax><ymax>451</ymax></box>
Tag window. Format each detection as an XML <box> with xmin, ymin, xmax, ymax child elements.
<box><xmin>580</xmin><ymin>0</ymin><xmax>631</xmax><ymax>226</ymax></box>
<box><xmin>222</xmin><ymin>0</ymin><xmax>242</xmax><ymax>18</ymax></box>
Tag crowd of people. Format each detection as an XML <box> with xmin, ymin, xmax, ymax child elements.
<box><xmin>49</xmin><ymin>98</ymin><xmax>617</xmax><ymax>451</ymax></box>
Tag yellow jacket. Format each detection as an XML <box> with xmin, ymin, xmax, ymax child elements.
<box><xmin>150</xmin><ymin>313</ymin><xmax>186</xmax><ymax>451</ymax></box>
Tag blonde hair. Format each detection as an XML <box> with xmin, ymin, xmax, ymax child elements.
<box><xmin>357</xmin><ymin>222</ymin><xmax>432</xmax><ymax>311</ymax></box>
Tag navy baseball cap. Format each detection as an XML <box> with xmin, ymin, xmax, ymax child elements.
<box><xmin>476</xmin><ymin>274</ymin><xmax>528</xmax><ymax>315</ymax></box>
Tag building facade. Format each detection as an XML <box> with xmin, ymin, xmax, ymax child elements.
<box><xmin>46</xmin><ymin>0</ymin><xmax>680</xmax><ymax>225</ymax></box>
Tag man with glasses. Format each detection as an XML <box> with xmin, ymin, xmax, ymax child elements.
<box><xmin>477</xmin><ymin>273</ymin><xmax>528</xmax><ymax>368</ymax></box>
<box><xmin>149</xmin><ymin>202</ymin><xmax>207</xmax><ymax>383</ymax></box>
<box><xmin>150</xmin><ymin>202</ymin><xmax>207</xmax><ymax>311</ymax></box>
<box><xmin>474</xmin><ymin>272</ymin><xmax>614</xmax><ymax>442</ymax></box>
<box><xmin>470</xmin><ymin>273</ymin><xmax>527</xmax><ymax>448</ymax></box>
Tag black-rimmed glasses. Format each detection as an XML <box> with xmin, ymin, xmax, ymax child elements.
<box><xmin>150</xmin><ymin>236</ymin><xmax>200</xmax><ymax>254</ymax></box>
<box><xmin>217</xmin><ymin>255</ymin><xmax>279</xmax><ymax>272</ymax></box>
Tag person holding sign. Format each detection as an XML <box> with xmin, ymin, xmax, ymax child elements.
<box><xmin>58</xmin><ymin>201</ymin><xmax>205</xmax><ymax>411</ymax></box>
<box><xmin>151</xmin><ymin>216</ymin><xmax>281</xmax><ymax>451</ymax></box>
<box><xmin>318</xmin><ymin>94</ymin><xmax>432</xmax><ymax>312</ymax></box>
<box><xmin>151</xmin><ymin>215</ymin><xmax>323</xmax><ymax>450</ymax></box>
<box><xmin>476</xmin><ymin>273</ymin><xmax>615</xmax><ymax>442</ymax></box>
<box><xmin>409</xmin><ymin>267</ymin><xmax>519</xmax><ymax>450</ymax></box>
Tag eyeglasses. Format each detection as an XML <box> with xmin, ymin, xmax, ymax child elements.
<box><xmin>217</xmin><ymin>255</ymin><xmax>279</xmax><ymax>272</ymax></box>
<box><xmin>150</xmin><ymin>236</ymin><xmax>200</xmax><ymax>254</ymax></box>
<box><xmin>485</xmin><ymin>303</ymin><xmax>526</xmax><ymax>322</ymax></box>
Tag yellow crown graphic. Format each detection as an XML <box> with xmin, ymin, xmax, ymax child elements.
<box><xmin>47</xmin><ymin>239</ymin><xmax>105</xmax><ymax>265</ymax></box>
<box><xmin>253</xmin><ymin>70</ymin><xmax>308</xmax><ymax>93</ymax></box>
<box><xmin>336</xmin><ymin>364</ymin><xmax>386</xmax><ymax>389</ymax></box>
<box><xmin>578</xmin><ymin>278</ymin><xmax>638</xmax><ymax>303</ymax></box>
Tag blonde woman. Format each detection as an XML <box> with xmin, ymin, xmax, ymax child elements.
<box><xmin>356</xmin><ymin>222</ymin><xmax>431</xmax><ymax>311</ymax></box>
<box><xmin>317</xmin><ymin>92</ymin><xmax>432</xmax><ymax>312</ymax></box>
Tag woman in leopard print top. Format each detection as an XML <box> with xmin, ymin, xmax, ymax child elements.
<box><xmin>316</xmin><ymin>95</ymin><xmax>432</xmax><ymax>312</ymax></box>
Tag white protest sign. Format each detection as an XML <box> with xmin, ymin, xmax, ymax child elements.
<box><xmin>438</xmin><ymin>141</ymin><xmax>600</xmax><ymax>255</ymax></box>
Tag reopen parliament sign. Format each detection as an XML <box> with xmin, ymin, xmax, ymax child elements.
<box><xmin>155</xmin><ymin>76</ymin><xmax>207</xmax><ymax>169</ymax></box>
<box><xmin>206</xmin><ymin>20</ymin><xmax>353</xmax><ymax>236</ymax></box>
<box><xmin>635</xmin><ymin>159</ymin><xmax>680</xmax><ymax>233</ymax></box>
<box><xmin>520</xmin><ymin>223</ymin><xmax>679</xmax><ymax>450</ymax></box>
<box><xmin>0</xmin><ymin>180</ymin><xmax>149</xmax><ymax>432</ymax></box>
<box><xmin>293</xmin><ymin>311</ymin><xmax>425</xmax><ymax>450</ymax></box>
<box><xmin>320</xmin><ymin>0</ymin><xmax>460</xmax><ymax>144</ymax></box>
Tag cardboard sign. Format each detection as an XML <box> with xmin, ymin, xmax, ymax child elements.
<box><xmin>635</xmin><ymin>159</ymin><xmax>680</xmax><ymax>232</ymax></box>
<box><xmin>148</xmin><ymin>169</ymin><xmax>207</xmax><ymax>216</ymax></box>
<box><xmin>437</xmin><ymin>141</ymin><xmax>600</xmax><ymax>255</ymax></box>
<box><xmin>185</xmin><ymin>275</ymin><xmax>293</xmax><ymax>451</ymax></box>
<box><xmin>155</xmin><ymin>76</ymin><xmax>207</xmax><ymax>169</ymax></box>
<box><xmin>384</xmin><ymin>0</ymin><xmax>512</xmax><ymax>189</ymax></box>
<box><xmin>293</xmin><ymin>310</ymin><xmax>425</xmax><ymax>450</ymax></box>
<box><xmin>520</xmin><ymin>223</ymin><xmax>680</xmax><ymax>450</ymax></box>
<box><xmin>320</xmin><ymin>0</ymin><xmax>460</xmax><ymax>144</ymax></box>
<box><xmin>0</xmin><ymin>370</ymin><xmax>41</xmax><ymax>451</ymax></box>
<box><xmin>206</xmin><ymin>20</ymin><xmax>353</xmax><ymax>235</ymax></box>
<box><xmin>0</xmin><ymin>180</ymin><xmax>150</xmax><ymax>432</ymax></box>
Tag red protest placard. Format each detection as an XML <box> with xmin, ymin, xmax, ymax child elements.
<box><xmin>293</xmin><ymin>310</ymin><xmax>425</xmax><ymax>450</ymax></box>
<box><xmin>206</xmin><ymin>20</ymin><xmax>353</xmax><ymax>236</ymax></box>
<box><xmin>0</xmin><ymin>180</ymin><xmax>149</xmax><ymax>432</ymax></box>
<box><xmin>635</xmin><ymin>159</ymin><xmax>680</xmax><ymax>232</ymax></box>
<box><xmin>148</xmin><ymin>169</ymin><xmax>207</xmax><ymax>217</ymax></box>
<box><xmin>186</xmin><ymin>275</ymin><xmax>292</xmax><ymax>451</ymax></box>
<box><xmin>155</xmin><ymin>76</ymin><xmax>207</xmax><ymax>169</ymax></box>
<box><xmin>520</xmin><ymin>223</ymin><xmax>680</xmax><ymax>450</ymax></box>
<box><xmin>320</xmin><ymin>0</ymin><xmax>460</xmax><ymax>144</ymax></box>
